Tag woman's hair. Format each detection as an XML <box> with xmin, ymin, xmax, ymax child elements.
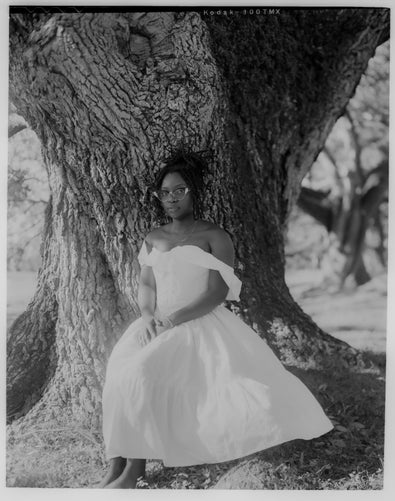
<box><xmin>150</xmin><ymin>152</ymin><xmax>208</xmax><ymax>224</ymax></box>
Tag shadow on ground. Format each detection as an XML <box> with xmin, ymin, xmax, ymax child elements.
<box><xmin>147</xmin><ymin>353</ymin><xmax>386</xmax><ymax>489</ymax></box>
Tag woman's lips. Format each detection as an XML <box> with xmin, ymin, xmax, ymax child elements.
<box><xmin>167</xmin><ymin>206</ymin><xmax>179</xmax><ymax>212</ymax></box>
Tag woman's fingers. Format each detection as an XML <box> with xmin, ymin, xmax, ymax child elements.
<box><xmin>138</xmin><ymin>326</ymin><xmax>157</xmax><ymax>347</ymax></box>
<box><xmin>155</xmin><ymin>324</ymin><xmax>168</xmax><ymax>335</ymax></box>
<box><xmin>138</xmin><ymin>329</ymin><xmax>149</xmax><ymax>347</ymax></box>
<box><xmin>138</xmin><ymin>317</ymin><xmax>172</xmax><ymax>347</ymax></box>
<box><xmin>137</xmin><ymin>316</ymin><xmax>158</xmax><ymax>347</ymax></box>
<box><xmin>147</xmin><ymin>323</ymin><xmax>157</xmax><ymax>339</ymax></box>
<box><xmin>152</xmin><ymin>318</ymin><xmax>158</xmax><ymax>332</ymax></box>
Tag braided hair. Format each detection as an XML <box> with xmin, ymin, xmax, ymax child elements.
<box><xmin>150</xmin><ymin>152</ymin><xmax>208</xmax><ymax>225</ymax></box>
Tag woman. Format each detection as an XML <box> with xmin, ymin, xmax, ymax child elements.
<box><xmin>99</xmin><ymin>153</ymin><xmax>333</xmax><ymax>488</ymax></box>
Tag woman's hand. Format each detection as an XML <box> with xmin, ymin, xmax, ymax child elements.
<box><xmin>155</xmin><ymin>316</ymin><xmax>175</xmax><ymax>335</ymax></box>
<box><xmin>138</xmin><ymin>315</ymin><xmax>157</xmax><ymax>347</ymax></box>
<box><xmin>138</xmin><ymin>315</ymin><xmax>175</xmax><ymax>347</ymax></box>
<box><xmin>154</xmin><ymin>323</ymin><xmax>169</xmax><ymax>336</ymax></box>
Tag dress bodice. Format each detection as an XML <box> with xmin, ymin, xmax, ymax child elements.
<box><xmin>137</xmin><ymin>242</ymin><xmax>242</xmax><ymax>317</ymax></box>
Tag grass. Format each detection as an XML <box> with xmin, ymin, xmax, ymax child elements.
<box><xmin>6</xmin><ymin>351</ymin><xmax>385</xmax><ymax>489</ymax></box>
<box><xmin>6</xmin><ymin>270</ymin><xmax>387</xmax><ymax>489</ymax></box>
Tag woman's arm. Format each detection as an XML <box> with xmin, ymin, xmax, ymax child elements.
<box><xmin>137</xmin><ymin>239</ymin><xmax>158</xmax><ymax>343</ymax></box>
<box><xmin>137</xmin><ymin>238</ymin><xmax>157</xmax><ymax>318</ymax></box>
<box><xmin>165</xmin><ymin>229</ymin><xmax>234</xmax><ymax>327</ymax></box>
<box><xmin>138</xmin><ymin>263</ymin><xmax>156</xmax><ymax>320</ymax></box>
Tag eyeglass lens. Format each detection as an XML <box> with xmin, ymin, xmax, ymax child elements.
<box><xmin>158</xmin><ymin>188</ymin><xmax>187</xmax><ymax>201</ymax></box>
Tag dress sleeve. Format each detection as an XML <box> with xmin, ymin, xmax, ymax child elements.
<box><xmin>208</xmin><ymin>259</ymin><xmax>242</xmax><ymax>301</ymax></box>
<box><xmin>137</xmin><ymin>240</ymin><xmax>150</xmax><ymax>266</ymax></box>
<box><xmin>172</xmin><ymin>246</ymin><xmax>242</xmax><ymax>301</ymax></box>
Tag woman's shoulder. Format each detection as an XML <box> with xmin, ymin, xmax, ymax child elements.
<box><xmin>144</xmin><ymin>228</ymin><xmax>160</xmax><ymax>250</ymax></box>
<box><xmin>197</xmin><ymin>221</ymin><xmax>234</xmax><ymax>250</ymax></box>
<box><xmin>145</xmin><ymin>225</ymin><xmax>170</xmax><ymax>240</ymax></box>
<box><xmin>199</xmin><ymin>220</ymin><xmax>232</xmax><ymax>237</ymax></box>
<box><xmin>198</xmin><ymin>221</ymin><xmax>234</xmax><ymax>264</ymax></box>
<box><xmin>144</xmin><ymin>225</ymin><xmax>172</xmax><ymax>250</ymax></box>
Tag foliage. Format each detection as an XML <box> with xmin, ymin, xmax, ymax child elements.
<box><xmin>8</xmin><ymin>167</ymin><xmax>31</xmax><ymax>205</ymax></box>
<box><xmin>292</xmin><ymin>41</ymin><xmax>389</xmax><ymax>285</ymax></box>
<box><xmin>7</xmin><ymin>125</ymin><xmax>49</xmax><ymax>271</ymax></box>
<box><xmin>348</xmin><ymin>41</ymin><xmax>389</xmax><ymax>144</ymax></box>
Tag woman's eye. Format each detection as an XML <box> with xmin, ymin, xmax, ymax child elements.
<box><xmin>175</xmin><ymin>188</ymin><xmax>186</xmax><ymax>195</ymax></box>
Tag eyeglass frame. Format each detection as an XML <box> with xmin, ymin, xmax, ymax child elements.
<box><xmin>153</xmin><ymin>186</ymin><xmax>191</xmax><ymax>203</ymax></box>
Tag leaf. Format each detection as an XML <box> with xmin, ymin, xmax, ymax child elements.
<box><xmin>331</xmin><ymin>439</ymin><xmax>347</xmax><ymax>448</ymax></box>
<box><xmin>335</xmin><ymin>425</ymin><xmax>349</xmax><ymax>433</ymax></box>
<box><xmin>350</xmin><ymin>422</ymin><xmax>365</xmax><ymax>429</ymax></box>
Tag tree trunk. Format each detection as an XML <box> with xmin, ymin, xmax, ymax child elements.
<box><xmin>8</xmin><ymin>8</ymin><xmax>389</xmax><ymax>428</ymax></box>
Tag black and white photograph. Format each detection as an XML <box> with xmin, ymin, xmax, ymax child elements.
<box><xmin>3</xmin><ymin>0</ymin><xmax>393</xmax><ymax>496</ymax></box>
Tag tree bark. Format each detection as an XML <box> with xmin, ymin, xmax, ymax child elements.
<box><xmin>8</xmin><ymin>8</ymin><xmax>389</xmax><ymax>428</ymax></box>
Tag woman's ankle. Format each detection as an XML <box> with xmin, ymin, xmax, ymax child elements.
<box><xmin>109</xmin><ymin>457</ymin><xmax>126</xmax><ymax>474</ymax></box>
<box><xmin>124</xmin><ymin>459</ymin><xmax>146</xmax><ymax>479</ymax></box>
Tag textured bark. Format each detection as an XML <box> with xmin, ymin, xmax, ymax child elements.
<box><xmin>8</xmin><ymin>9</ymin><xmax>389</xmax><ymax>428</ymax></box>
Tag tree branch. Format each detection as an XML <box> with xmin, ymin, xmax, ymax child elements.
<box><xmin>297</xmin><ymin>187</ymin><xmax>334</xmax><ymax>231</ymax></box>
<box><xmin>344</xmin><ymin>109</ymin><xmax>364</xmax><ymax>186</ymax></box>
<box><xmin>8</xmin><ymin>124</ymin><xmax>28</xmax><ymax>138</ymax></box>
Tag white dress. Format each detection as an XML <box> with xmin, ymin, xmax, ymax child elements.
<box><xmin>102</xmin><ymin>242</ymin><xmax>333</xmax><ymax>467</ymax></box>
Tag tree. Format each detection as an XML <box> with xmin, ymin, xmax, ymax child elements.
<box><xmin>8</xmin><ymin>119</ymin><xmax>49</xmax><ymax>271</ymax></box>
<box><xmin>297</xmin><ymin>41</ymin><xmax>389</xmax><ymax>288</ymax></box>
<box><xmin>7</xmin><ymin>8</ymin><xmax>390</xmax><ymax>429</ymax></box>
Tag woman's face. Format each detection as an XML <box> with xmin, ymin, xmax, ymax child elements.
<box><xmin>160</xmin><ymin>171</ymin><xmax>194</xmax><ymax>220</ymax></box>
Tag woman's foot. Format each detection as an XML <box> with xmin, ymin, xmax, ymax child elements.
<box><xmin>104</xmin><ymin>472</ymin><xmax>138</xmax><ymax>489</ymax></box>
<box><xmin>104</xmin><ymin>458</ymin><xmax>146</xmax><ymax>489</ymax></box>
<box><xmin>97</xmin><ymin>457</ymin><xmax>126</xmax><ymax>487</ymax></box>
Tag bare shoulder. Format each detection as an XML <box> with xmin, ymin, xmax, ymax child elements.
<box><xmin>200</xmin><ymin>221</ymin><xmax>234</xmax><ymax>267</ymax></box>
<box><xmin>144</xmin><ymin>227</ymin><xmax>163</xmax><ymax>251</ymax></box>
<box><xmin>206</xmin><ymin>224</ymin><xmax>233</xmax><ymax>247</ymax></box>
<box><xmin>144</xmin><ymin>224</ymin><xmax>173</xmax><ymax>249</ymax></box>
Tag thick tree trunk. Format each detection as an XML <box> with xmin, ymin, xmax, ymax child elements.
<box><xmin>8</xmin><ymin>9</ymin><xmax>389</xmax><ymax>428</ymax></box>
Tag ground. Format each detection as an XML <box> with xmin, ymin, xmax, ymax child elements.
<box><xmin>6</xmin><ymin>269</ymin><xmax>386</xmax><ymax>489</ymax></box>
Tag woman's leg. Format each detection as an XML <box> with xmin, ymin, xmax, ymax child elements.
<box><xmin>98</xmin><ymin>456</ymin><xmax>126</xmax><ymax>487</ymax></box>
<box><xmin>104</xmin><ymin>458</ymin><xmax>146</xmax><ymax>489</ymax></box>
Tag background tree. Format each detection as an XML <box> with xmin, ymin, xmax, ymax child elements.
<box><xmin>296</xmin><ymin>41</ymin><xmax>389</xmax><ymax>288</ymax></box>
<box><xmin>7</xmin><ymin>8</ymin><xmax>390</xmax><ymax>430</ymax></box>
<box><xmin>8</xmin><ymin>108</ymin><xmax>49</xmax><ymax>272</ymax></box>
